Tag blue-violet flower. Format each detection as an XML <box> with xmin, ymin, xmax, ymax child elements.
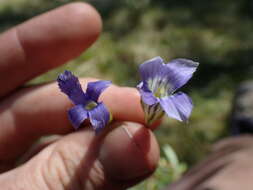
<box><xmin>137</xmin><ymin>56</ymin><xmax>199</xmax><ymax>125</ymax></box>
<box><xmin>57</xmin><ymin>70</ymin><xmax>111</xmax><ymax>133</ymax></box>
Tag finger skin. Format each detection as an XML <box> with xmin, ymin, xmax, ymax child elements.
<box><xmin>0</xmin><ymin>79</ymin><xmax>145</xmax><ymax>165</ymax></box>
<box><xmin>0</xmin><ymin>122</ymin><xmax>160</xmax><ymax>190</ymax></box>
<box><xmin>0</xmin><ymin>2</ymin><xmax>102</xmax><ymax>97</ymax></box>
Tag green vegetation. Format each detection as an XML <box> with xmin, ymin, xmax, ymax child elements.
<box><xmin>1</xmin><ymin>0</ymin><xmax>253</xmax><ymax>189</ymax></box>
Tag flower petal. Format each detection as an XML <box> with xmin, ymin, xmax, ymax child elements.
<box><xmin>159</xmin><ymin>92</ymin><xmax>193</xmax><ymax>122</ymax></box>
<box><xmin>57</xmin><ymin>70</ymin><xmax>88</xmax><ymax>105</ymax></box>
<box><xmin>68</xmin><ymin>105</ymin><xmax>88</xmax><ymax>129</ymax></box>
<box><xmin>139</xmin><ymin>56</ymin><xmax>164</xmax><ymax>81</ymax></box>
<box><xmin>88</xmin><ymin>103</ymin><xmax>110</xmax><ymax>133</ymax></box>
<box><xmin>86</xmin><ymin>80</ymin><xmax>111</xmax><ymax>102</ymax></box>
<box><xmin>166</xmin><ymin>58</ymin><xmax>199</xmax><ymax>91</ymax></box>
<box><xmin>137</xmin><ymin>82</ymin><xmax>158</xmax><ymax>105</ymax></box>
<box><xmin>139</xmin><ymin>57</ymin><xmax>180</xmax><ymax>96</ymax></box>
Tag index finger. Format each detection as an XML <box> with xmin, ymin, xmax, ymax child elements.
<box><xmin>0</xmin><ymin>2</ymin><xmax>102</xmax><ymax>98</ymax></box>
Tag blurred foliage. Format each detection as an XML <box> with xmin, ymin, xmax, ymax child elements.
<box><xmin>130</xmin><ymin>144</ymin><xmax>187</xmax><ymax>190</ymax></box>
<box><xmin>1</xmin><ymin>0</ymin><xmax>253</xmax><ymax>189</ymax></box>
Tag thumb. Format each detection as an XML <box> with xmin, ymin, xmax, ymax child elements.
<box><xmin>0</xmin><ymin>122</ymin><xmax>160</xmax><ymax>190</ymax></box>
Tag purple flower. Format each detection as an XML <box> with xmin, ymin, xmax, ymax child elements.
<box><xmin>137</xmin><ymin>57</ymin><xmax>199</xmax><ymax>125</ymax></box>
<box><xmin>57</xmin><ymin>71</ymin><xmax>111</xmax><ymax>133</ymax></box>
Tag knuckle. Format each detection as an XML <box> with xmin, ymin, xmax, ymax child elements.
<box><xmin>40</xmin><ymin>141</ymin><xmax>106</xmax><ymax>190</ymax></box>
<box><xmin>40</xmin><ymin>143</ymin><xmax>80</xmax><ymax>190</ymax></box>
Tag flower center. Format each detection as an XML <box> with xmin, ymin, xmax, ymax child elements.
<box><xmin>148</xmin><ymin>78</ymin><xmax>170</xmax><ymax>98</ymax></box>
<box><xmin>85</xmin><ymin>101</ymin><xmax>97</xmax><ymax>110</ymax></box>
<box><xmin>154</xmin><ymin>86</ymin><xmax>167</xmax><ymax>98</ymax></box>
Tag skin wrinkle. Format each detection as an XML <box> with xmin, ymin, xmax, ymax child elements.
<box><xmin>45</xmin><ymin>150</ymin><xmax>67</xmax><ymax>190</ymax></box>
<box><xmin>39</xmin><ymin>145</ymin><xmax>61</xmax><ymax>190</ymax></box>
<box><xmin>55</xmin><ymin>150</ymin><xmax>73</xmax><ymax>190</ymax></box>
<box><xmin>63</xmin><ymin>131</ymin><xmax>103</xmax><ymax>190</ymax></box>
<box><xmin>59</xmin><ymin>141</ymin><xmax>98</xmax><ymax>190</ymax></box>
<box><xmin>14</xmin><ymin>27</ymin><xmax>28</xmax><ymax>68</ymax></box>
<box><xmin>41</xmin><ymin>166</ymin><xmax>55</xmax><ymax>190</ymax></box>
<box><xmin>86</xmin><ymin>160</ymin><xmax>106</xmax><ymax>189</ymax></box>
<box><xmin>15</xmin><ymin>135</ymin><xmax>61</xmax><ymax>166</ymax></box>
<box><xmin>122</xmin><ymin>126</ymin><xmax>133</xmax><ymax>138</ymax></box>
<box><xmin>6</xmin><ymin>156</ymin><xmax>52</xmax><ymax>190</ymax></box>
<box><xmin>47</xmin><ymin>141</ymin><xmax>88</xmax><ymax>190</ymax></box>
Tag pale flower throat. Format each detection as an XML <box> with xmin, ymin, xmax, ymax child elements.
<box><xmin>85</xmin><ymin>101</ymin><xmax>97</xmax><ymax>110</ymax></box>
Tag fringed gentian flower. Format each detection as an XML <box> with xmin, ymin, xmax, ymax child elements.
<box><xmin>137</xmin><ymin>57</ymin><xmax>199</xmax><ymax>125</ymax></box>
<box><xmin>57</xmin><ymin>71</ymin><xmax>111</xmax><ymax>133</ymax></box>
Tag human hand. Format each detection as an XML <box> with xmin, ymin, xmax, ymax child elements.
<box><xmin>0</xmin><ymin>2</ymin><xmax>160</xmax><ymax>190</ymax></box>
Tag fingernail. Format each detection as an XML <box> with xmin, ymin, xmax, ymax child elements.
<box><xmin>99</xmin><ymin>122</ymin><xmax>159</xmax><ymax>181</ymax></box>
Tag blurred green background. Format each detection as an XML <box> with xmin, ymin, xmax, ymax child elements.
<box><xmin>2</xmin><ymin>0</ymin><xmax>253</xmax><ymax>189</ymax></box>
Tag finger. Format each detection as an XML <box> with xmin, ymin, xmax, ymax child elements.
<box><xmin>0</xmin><ymin>122</ymin><xmax>159</xmax><ymax>190</ymax></box>
<box><xmin>16</xmin><ymin>135</ymin><xmax>62</xmax><ymax>165</ymax></box>
<box><xmin>0</xmin><ymin>79</ymin><xmax>145</xmax><ymax>165</ymax></box>
<box><xmin>0</xmin><ymin>2</ymin><xmax>102</xmax><ymax>97</ymax></box>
